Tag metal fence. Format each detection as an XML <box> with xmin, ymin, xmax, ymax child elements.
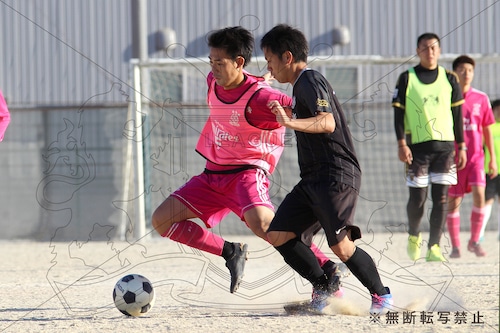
<box><xmin>1</xmin><ymin>55</ymin><xmax>498</xmax><ymax>241</ymax></box>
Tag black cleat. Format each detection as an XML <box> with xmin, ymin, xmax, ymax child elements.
<box><xmin>310</xmin><ymin>271</ymin><xmax>341</xmax><ymax>313</ymax></box>
<box><xmin>321</xmin><ymin>261</ymin><xmax>348</xmax><ymax>298</ymax></box>
<box><xmin>225</xmin><ymin>243</ymin><xmax>248</xmax><ymax>293</ymax></box>
<box><xmin>322</xmin><ymin>261</ymin><xmax>350</xmax><ymax>279</ymax></box>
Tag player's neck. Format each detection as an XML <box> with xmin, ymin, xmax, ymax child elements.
<box><xmin>290</xmin><ymin>63</ymin><xmax>308</xmax><ymax>85</ymax></box>
<box><xmin>222</xmin><ymin>73</ymin><xmax>246</xmax><ymax>90</ymax></box>
<box><xmin>461</xmin><ymin>84</ymin><xmax>471</xmax><ymax>94</ymax></box>
<box><xmin>419</xmin><ymin>62</ymin><xmax>438</xmax><ymax>70</ymax></box>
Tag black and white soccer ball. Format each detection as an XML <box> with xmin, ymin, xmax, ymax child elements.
<box><xmin>113</xmin><ymin>274</ymin><xmax>156</xmax><ymax>317</ymax></box>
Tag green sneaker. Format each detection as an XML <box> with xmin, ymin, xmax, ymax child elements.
<box><xmin>426</xmin><ymin>244</ymin><xmax>446</xmax><ymax>262</ymax></box>
<box><xmin>407</xmin><ymin>233</ymin><xmax>422</xmax><ymax>260</ymax></box>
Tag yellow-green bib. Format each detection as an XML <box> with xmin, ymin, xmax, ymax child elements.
<box><xmin>405</xmin><ymin>66</ymin><xmax>454</xmax><ymax>144</ymax></box>
<box><xmin>484</xmin><ymin>122</ymin><xmax>500</xmax><ymax>174</ymax></box>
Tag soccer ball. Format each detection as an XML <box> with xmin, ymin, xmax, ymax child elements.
<box><xmin>113</xmin><ymin>274</ymin><xmax>156</xmax><ymax>317</ymax></box>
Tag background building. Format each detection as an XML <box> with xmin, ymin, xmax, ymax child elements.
<box><xmin>0</xmin><ymin>0</ymin><xmax>499</xmax><ymax>241</ymax></box>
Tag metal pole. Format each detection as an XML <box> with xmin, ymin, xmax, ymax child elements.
<box><xmin>131</xmin><ymin>0</ymin><xmax>148</xmax><ymax>239</ymax></box>
<box><xmin>131</xmin><ymin>0</ymin><xmax>148</xmax><ymax>61</ymax></box>
<box><xmin>133</xmin><ymin>64</ymin><xmax>146</xmax><ymax>240</ymax></box>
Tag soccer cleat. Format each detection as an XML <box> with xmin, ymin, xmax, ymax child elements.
<box><xmin>449</xmin><ymin>247</ymin><xmax>460</xmax><ymax>258</ymax></box>
<box><xmin>322</xmin><ymin>261</ymin><xmax>347</xmax><ymax>298</ymax></box>
<box><xmin>326</xmin><ymin>269</ymin><xmax>343</xmax><ymax>298</ymax></box>
<box><xmin>467</xmin><ymin>240</ymin><xmax>486</xmax><ymax>257</ymax></box>
<box><xmin>334</xmin><ymin>262</ymin><xmax>351</xmax><ymax>278</ymax></box>
<box><xmin>310</xmin><ymin>286</ymin><xmax>331</xmax><ymax>313</ymax></box>
<box><xmin>370</xmin><ymin>287</ymin><xmax>393</xmax><ymax>314</ymax></box>
<box><xmin>225</xmin><ymin>243</ymin><xmax>248</xmax><ymax>293</ymax></box>
<box><xmin>426</xmin><ymin>244</ymin><xmax>446</xmax><ymax>262</ymax></box>
<box><xmin>407</xmin><ymin>233</ymin><xmax>422</xmax><ymax>260</ymax></box>
<box><xmin>309</xmin><ymin>272</ymin><xmax>341</xmax><ymax>313</ymax></box>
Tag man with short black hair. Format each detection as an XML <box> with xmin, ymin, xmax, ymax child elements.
<box><xmin>446</xmin><ymin>55</ymin><xmax>496</xmax><ymax>258</ymax></box>
<box><xmin>392</xmin><ymin>33</ymin><xmax>466</xmax><ymax>261</ymax></box>
<box><xmin>262</xmin><ymin>23</ymin><xmax>392</xmax><ymax>314</ymax></box>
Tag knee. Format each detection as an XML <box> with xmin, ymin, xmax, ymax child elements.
<box><xmin>447</xmin><ymin>196</ymin><xmax>461</xmax><ymax>212</ymax></box>
<box><xmin>432</xmin><ymin>184</ymin><xmax>449</xmax><ymax>205</ymax></box>
<box><xmin>331</xmin><ymin>239</ymin><xmax>355</xmax><ymax>262</ymax></box>
<box><xmin>472</xmin><ymin>192</ymin><xmax>486</xmax><ymax>207</ymax></box>
<box><xmin>248</xmin><ymin>220</ymin><xmax>269</xmax><ymax>240</ymax></box>
<box><xmin>151</xmin><ymin>208</ymin><xmax>172</xmax><ymax>236</ymax></box>
<box><xmin>244</xmin><ymin>208</ymin><xmax>273</xmax><ymax>240</ymax></box>
<box><xmin>409</xmin><ymin>187</ymin><xmax>427</xmax><ymax>207</ymax></box>
<box><xmin>333</xmin><ymin>248</ymin><xmax>352</xmax><ymax>262</ymax></box>
<box><xmin>267</xmin><ymin>230</ymin><xmax>295</xmax><ymax>247</ymax></box>
<box><xmin>151</xmin><ymin>196</ymin><xmax>185</xmax><ymax>236</ymax></box>
<box><xmin>151</xmin><ymin>209</ymin><xmax>160</xmax><ymax>230</ymax></box>
<box><xmin>266</xmin><ymin>231</ymin><xmax>279</xmax><ymax>245</ymax></box>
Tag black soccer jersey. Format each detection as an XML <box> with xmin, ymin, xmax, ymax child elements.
<box><xmin>292</xmin><ymin>69</ymin><xmax>361</xmax><ymax>190</ymax></box>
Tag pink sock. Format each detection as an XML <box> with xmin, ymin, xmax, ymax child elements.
<box><xmin>470</xmin><ymin>206</ymin><xmax>486</xmax><ymax>243</ymax></box>
<box><xmin>310</xmin><ymin>243</ymin><xmax>330</xmax><ymax>267</ymax></box>
<box><xmin>162</xmin><ymin>220</ymin><xmax>225</xmax><ymax>256</ymax></box>
<box><xmin>446</xmin><ymin>211</ymin><xmax>461</xmax><ymax>248</ymax></box>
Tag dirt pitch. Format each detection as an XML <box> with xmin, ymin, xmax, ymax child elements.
<box><xmin>1</xmin><ymin>231</ymin><xmax>498</xmax><ymax>333</ymax></box>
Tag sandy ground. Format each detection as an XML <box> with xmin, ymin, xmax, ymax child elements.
<box><xmin>1</xmin><ymin>231</ymin><xmax>498</xmax><ymax>333</ymax></box>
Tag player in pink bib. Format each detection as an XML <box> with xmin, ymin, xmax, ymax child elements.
<box><xmin>446</xmin><ymin>55</ymin><xmax>496</xmax><ymax>258</ymax></box>
<box><xmin>152</xmin><ymin>26</ymin><xmax>341</xmax><ymax>294</ymax></box>
<box><xmin>0</xmin><ymin>89</ymin><xmax>10</xmax><ymax>142</ymax></box>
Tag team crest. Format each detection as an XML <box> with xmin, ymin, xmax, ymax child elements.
<box><xmin>473</xmin><ymin>103</ymin><xmax>481</xmax><ymax>116</ymax></box>
<box><xmin>316</xmin><ymin>98</ymin><xmax>329</xmax><ymax>107</ymax></box>
<box><xmin>422</xmin><ymin>95</ymin><xmax>440</xmax><ymax>106</ymax></box>
<box><xmin>230</xmin><ymin>110</ymin><xmax>240</xmax><ymax>127</ymax></box>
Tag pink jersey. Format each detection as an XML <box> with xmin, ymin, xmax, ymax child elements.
<box><xmin>196</xmin><ymin>73</ymin><xmax>289</xmax><ymax>174</ymax></box>
<box><xmin>459</xmin><ymin>87</ymin><xmax>494</xmax><ymax>161</ymax></box>
<box><xmin>0</xmin><ymin>90</ymin><xmax>11</xmax><ymax>141</ymax></box>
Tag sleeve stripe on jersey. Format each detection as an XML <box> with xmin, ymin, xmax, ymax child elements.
<box><xmin>392</xmin><ymin>102</ymin><xmax>405</xmax><ymax>109</ymax></box>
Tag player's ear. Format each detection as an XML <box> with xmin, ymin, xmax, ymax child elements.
<box><xmin>235</xmin><ymin>56</ymin><xmax>245</xmax><ymax>70</ymax></box>
<box><xmin>283</xmin><ymin>51</ymin><xmax>293</xmax><ymax>65</ymax></box>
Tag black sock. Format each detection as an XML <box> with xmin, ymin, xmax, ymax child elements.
<box><xmin>344</xmin><ymin>247</ymin><xmax>387</xmax><ymax>295</ymax></box>
<box><xmin>321</xmin><ymin>260</ymin><xmax>336</xmax><ymax>272</ymax></box>
<box><xmin>275</xmin><ymin>238</ymin><xmax>324</xmax><ymax>284</ymax></box>
<box><xmin>428</xmin><ymin>184</ymin><xmax>449</xmax><ymax>248</ymax></box>
<box><xmin>407</xmin><ymin>187</ymin><xmax>426</xmax><ymax>236</ymax></box>
<box><xmin>221</xmin><ymin>241</ymin><xmax>234</xmax><ymax>260</ymax></box>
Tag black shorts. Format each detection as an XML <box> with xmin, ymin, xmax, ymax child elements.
<box><xmin>267</xmin><ymin>180</ymin><xmax>361</xmax><ymax>247</ymax></box>
<box><xmin>406</xmin><ymin>150</ymin><xmax>457</xmax><ymax>187</ymax></box>
<box><xmin>485</xmin><ymin>174</ymin><xmax>500</xmax><ymax>201</ymax></box>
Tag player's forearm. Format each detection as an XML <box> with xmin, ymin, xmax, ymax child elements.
<box><xmin>452</xmin><ymin>105</ymin><xmax>465</xmax><ymax>144</ymax></box>
<box><xmin>394</xmin><ymin>107</ymin><xmax>405</xmax><ymax>140</ymax></box>
<box><xmin>286</xmin><ymin>112</ymin><xmax>335</xmax><ymax>133</ymax></box>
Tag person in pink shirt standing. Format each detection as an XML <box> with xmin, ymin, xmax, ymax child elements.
<box><xmin>0</xmin><ymin>89</ymin><xmax>10</xmax><ymax>141</ymax></box>
<box><xmin>446</xmin><ymin>55</ymin><xmax>496</xmax><ymax>258</ymax></box>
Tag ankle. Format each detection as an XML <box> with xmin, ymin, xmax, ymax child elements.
<box><xmin>222</xmin><ymin>241</ymin><xmax>234</xmax><ymax>260</ymax></box>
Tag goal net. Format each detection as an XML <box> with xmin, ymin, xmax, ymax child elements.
<box><xmin>128</xmin><ymin>55</ymin><xmax>500</xmax><ymax>238</ymax></box>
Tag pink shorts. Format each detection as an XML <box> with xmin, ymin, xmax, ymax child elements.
<box><xmin>448</xmin><ymin>158</ymin><xmax>486</xmax><ymax>197</ymax></box>
<box><xmin>172</xmin><ymin>168</ymin><xmax>274</xmax><ymax>228</ymax></box>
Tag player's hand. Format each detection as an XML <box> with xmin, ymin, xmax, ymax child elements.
<box><xmin>398</xmin><ymin>145</ymin><xmax>412</xmax><ymax>165</ymax></box>
<box><xmin>488</xmin><ymin>161</ymin><xmax>498</xmax><ymax>179</ymax></box>
<box><xmin>268</xmin><ymin>100</ymin><xmax>290</xmax><ymax>126</ymax></box>
<box><xmin>283</xmin><ymin>106</ymin><xmax>292</xmax><ymax>118</ymax></box>
<box><xmin>457</xmin><ymin>150</ymin><xmax>467</xmax><ymax>170</ymax></box>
